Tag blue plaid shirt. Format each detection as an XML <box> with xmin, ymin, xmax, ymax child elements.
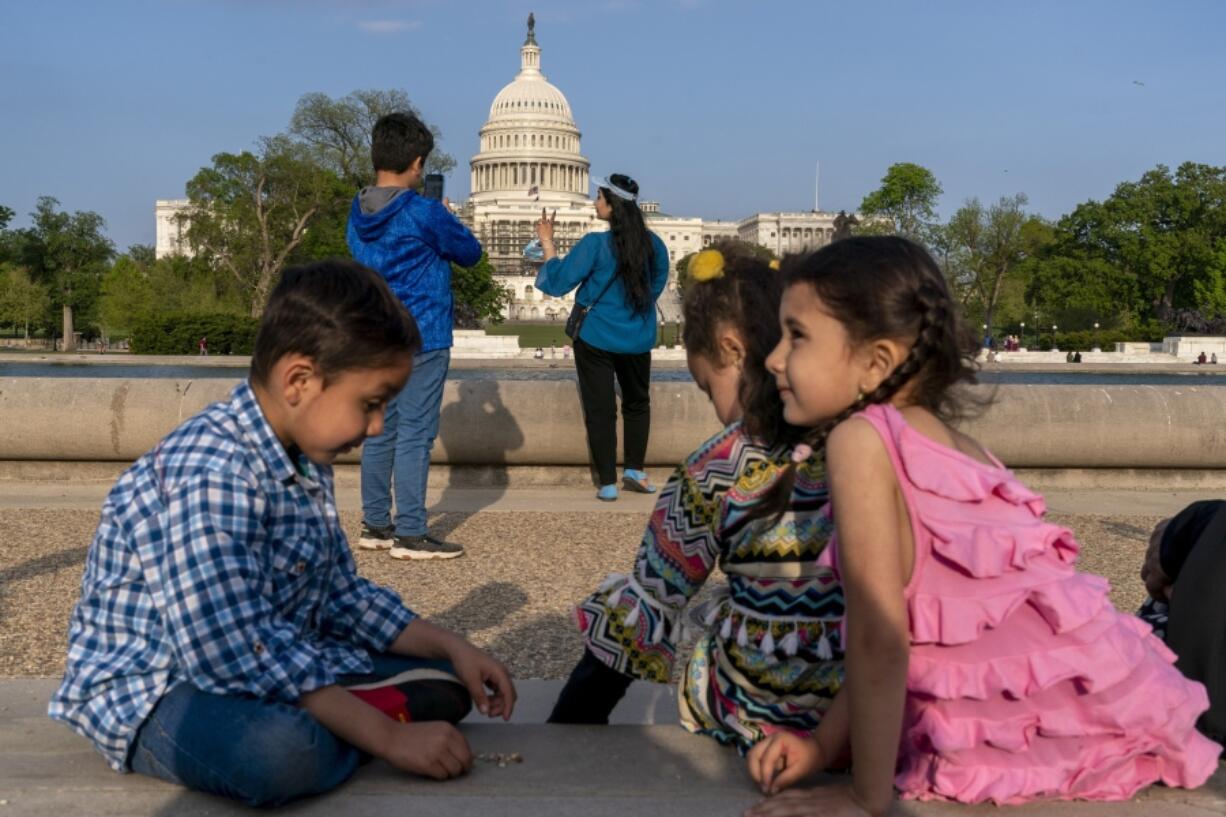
<box><xmin>49</xmin><ymin>381</ymin><xmax>416</xmax><ymax>772</ymax></box>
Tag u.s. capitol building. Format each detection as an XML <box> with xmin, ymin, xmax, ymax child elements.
<box><xmin>461</xmin><ymin>18</ymin><xmax>843</xmax><ymax>322</ymax></box>
<box><xmin>157</xmin><ymin>17</ymin><xmax>845</xmax><ymax>323</ymax></box>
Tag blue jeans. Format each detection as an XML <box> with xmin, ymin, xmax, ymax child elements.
<box><xmin>129</xmin><ymin>654</ymin><xmax>460</xmax><ymax>807</ymax></box>
<box><xmin>361</xmin><ymin>348</ymin><xmax>450</xmax><ymax>537</ymax></box>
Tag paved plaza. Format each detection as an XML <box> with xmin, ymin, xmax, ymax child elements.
<box><xmin>2</xmin><ymin>477</ymin><xmax>1225</xmax><ymax>815</ymax></box>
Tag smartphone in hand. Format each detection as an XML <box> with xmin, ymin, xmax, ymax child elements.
<box><xmin>424</xmin><ymin>173</ymin><xmax>445</xmax><ymax>201</ymax></box>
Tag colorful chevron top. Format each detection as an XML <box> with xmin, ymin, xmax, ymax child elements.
<box><xmin>574</xmin><ymin>421</ymin><xmax>844</xmax><ymax>750</ymax></box>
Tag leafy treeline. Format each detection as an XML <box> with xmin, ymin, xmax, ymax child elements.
<box><xmin>3</xmin><ymin>122</ymin><xmax>1224</xmax><ymax>350</ymax></box>
<box><xmin>0</xmin><ymin>89</ymin><xmax>505</xmax><ymax>350</ymax></box>
<box><xmin>855</xmin><ymin>161</ymin><xmax>1226</xmax><ymax>347</ymax></box>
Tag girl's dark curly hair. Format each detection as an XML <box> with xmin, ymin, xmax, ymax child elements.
<box><xmin>682</xmin><ymin>242</ymin><xmax>804</xmax><ymax>448</ymax></box>
<box><xmin>748</xmin><ymin>235</ymin><xmax>982</xmax><ymax>520</ymax></box>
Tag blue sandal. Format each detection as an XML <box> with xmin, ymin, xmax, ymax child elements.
<box><xmin>622</xmin><ymin>469</ymin><xmax>657</xmax><ymax>494</ymax></box>
<box><xmin>597</xmin><ymin>484</ymin><xmax>619</xmax><ymax>502</ymax></box>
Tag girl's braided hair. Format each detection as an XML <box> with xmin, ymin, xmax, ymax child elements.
<box><xmin>682</xmin><ymin>242</ymin><xmax>805</xmax><ymax>448</ymax></box>
<box><xmin>747</xmin><ymin>235</ymin><xmax>982</xmax><ymax>521</ymax></box>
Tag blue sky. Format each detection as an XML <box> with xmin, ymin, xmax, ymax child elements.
<box><xmin>2</xmin><ymin>0</ymin><xmax>1224</xmax><ymax>251</ymax></box>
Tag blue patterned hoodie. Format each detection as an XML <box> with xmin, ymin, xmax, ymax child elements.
<box><xmin>347</xmin><ymin>188</ymin><xmax>482</xmax><ymax>352</ymax></box>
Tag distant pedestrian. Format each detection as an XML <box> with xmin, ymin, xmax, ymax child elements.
<box><xmin>533</xmin><ymin>173</ymin><xmax>669</xmax><ymax>501</ymax></box>
<box><xmin>534</xmin><ymin>346</ymin><xmax>544</xmax><ymax>360</ymax></box>
<box><xmin>198</xmin><ymin>336</ymin><xmax>208</xmax><ymax>356</ymax></box>
<box><xmin>1073</xmin><ymin>350</ymin><xmax>1082</xmax><ymax>363</ymax></box>
<box><xmin>550</xmin><ymin>340</ymin><xmax>557</xmax><ymax>359</ymax></box>
<box><xmin>1198</xmin><ymin>352</ymin><xmax>1209</xmax><ymax>365</ymax></box>
<box><xmin>1213</xmin><ymin>353</ymin><xmax>1219</xmax><ymax>365</ymax></box>
<box><xmin>346</xmin><ymin>111</ymin><xmax>482</xmax><ymax>561</ymax></box>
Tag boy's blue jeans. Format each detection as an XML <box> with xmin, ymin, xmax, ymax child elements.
<box><xmin>361</xmin><ymin>348</ymin><xmax>450</xmax><ymax>537</ymax></box>
<box><xmin>129</xmin><ymin>654</ymin><xmax>459</xmax><ymax>807</ymax></box>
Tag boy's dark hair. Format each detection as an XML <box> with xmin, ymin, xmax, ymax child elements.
<box><xmin>682</xmin><ymin>242</ymin><xmax>803</xmax><ymax>448</ymax></box>
<box><xmin>371</xmin><ymin>112</ymin><xmax>434</xmax><ymax>174</ymax></box>
<box><xmin>250</xmin><ymin>259</ymin><xmax>421</xmax><ymax>385</ymax></box>
<box><xmin>598</xmin><ymin>173</ymin><xmax>654</xmax><ymax>317</ymax></box>
<box><xmin>749</xmin><ymin>235</ymin><xmax>981</xmax><ymax>521</ymax></box>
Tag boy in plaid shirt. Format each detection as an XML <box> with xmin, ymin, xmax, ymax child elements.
<box><xmin>49</xmin><ymin>260</ymin><xmax>515</xmax><ymax>806</ymax></box>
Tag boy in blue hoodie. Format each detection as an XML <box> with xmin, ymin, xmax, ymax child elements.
<box><xmin>347</xmin><ymin>112</ymin><xmax>482</xmax><ymax>561</ymax></box>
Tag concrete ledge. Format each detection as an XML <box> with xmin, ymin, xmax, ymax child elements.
<box><xmin>6</xmin><ymin>460</ymin><xmax>1226</xmax><ymax>495</ymax></box>
<box><xmin>2</xmin><ymin>680</ymin><xmax>1223</xmax><ymax>816</ymax></box>
<box><xmin>4</xmin><ymin>378</ymin><xmax>1226</xmax><ymax>468</ymax></box>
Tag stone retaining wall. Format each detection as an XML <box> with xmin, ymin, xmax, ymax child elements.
<box><xmin>2</xmin><ymin>377</ymin><xmax>1225</xmax><ymax>468</ymax></box>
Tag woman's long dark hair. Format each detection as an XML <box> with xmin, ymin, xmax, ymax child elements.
<box><xmin>748</xmin><ymin>235</ymin><xmax>982</xmax><ymax>521</ymax></box>
<box><xmin>682</xmin><ymin>242</ymin><xmax>804</xmax><ymax>449</ymax></box>
<box><xmin>600</xmin><ymin>173</ymin><xmax>654</xmax><ymax>316</ymax></box>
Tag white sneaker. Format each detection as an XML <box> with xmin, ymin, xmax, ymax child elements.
<box><xmin>358</xmin><ymin>523</ymin><xmax>394</xmax><ymax>550</ymax></box>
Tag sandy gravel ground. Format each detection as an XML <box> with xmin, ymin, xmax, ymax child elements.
<box><xmin>0</xmin><ymin>509</ymin><xmax>1159</xmax><ymax>680</ymax></box>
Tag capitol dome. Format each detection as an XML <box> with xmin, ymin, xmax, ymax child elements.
<box><xmin>487</xmin><ymin>62</ymin><xmax>575</xmax><ymax>126</ymax></box>
<box><xmin>469</xmin><ymin>16</ymin><xmax>590</xmax><ymax>203</ymax></box>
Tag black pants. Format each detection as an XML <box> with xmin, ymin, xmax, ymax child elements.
<box><xmin>547</xmin><ymin>649</ymin><xmax>633</xmax><ymax>724</ymax></box>
<box><xmin>573</xmin><ymin>338</ymin><xmax>652</xmax><ymax>486</ymax></box>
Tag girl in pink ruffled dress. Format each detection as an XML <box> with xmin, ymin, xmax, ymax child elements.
<box><xmin>743</xmin><ymin>236</ymin><xmax>1221</xmax><ymax>817</ymax></box>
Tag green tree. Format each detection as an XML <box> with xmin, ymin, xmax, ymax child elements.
<box><xmin>452</xmin><ymin>252</ymin><xmax>511</xmax><ymax>328</ymax></box>
<box><xmin>0</xmin><ymin>263</ymin><xmax>51</xmax><ymax>339</ymax></box>
<box><xmin>942</xmin><ymin>194</ymin><xmax>1036</xmax><ymax>340</ymax></box>
<box><xmin>126</xmin><ymin>243</ymin><xmax>156</xmax><ymax>266</ymax></box>
<box><xmin>286</xmin><ymin>90</ymin><xmax>458</xmax><ymax>263</ymax></box>
<box><xmin>859</xmin><ymin>162</ymin><xmax>944</xmax><ymax>243</ymax></box>
<box><xmin>11</xmin><ymin>197</ymin><xmax>114</xmax><ymax>350</ymax></box>
<box><xmin>1026</xmin><ymin>163</ymin><xmax>1226</xmax><ymax>329</ymax></box>
<box><xmin>0</xmin><ymin>204</ymin><xmax>14</xmax><ymax>232</ymax></box>
<box><xmin>289</xmin><ymin>89</ymin><xmax>457</xmax><ymax>188</ymax></box>
<box><xmin>184</xmin><ymin>136</ymin><xmax>350</xmax><ymax>316</ymax></box>
<box><xmin>97</xmin><ymin>255</ymin><xmax>155</xmax><ymax>337</ymax></box>
<box><xmin>98</xmin><ymin>252</ymin><xmax>246</xmax><ymax>338</ymax></box>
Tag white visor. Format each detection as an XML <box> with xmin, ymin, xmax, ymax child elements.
<box><xmin>592</xmin><ymin>175</ymin><xmax>637</xmax><ymax>202</ymax></box>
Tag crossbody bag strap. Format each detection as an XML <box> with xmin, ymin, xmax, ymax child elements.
<box><xmin>582</xmin><ymin>271</ymin><xmax>618</xmax><ymax>315</ymax></box>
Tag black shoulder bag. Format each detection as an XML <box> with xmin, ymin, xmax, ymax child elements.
<box><xmin>564</xmin><ymin>272</ymin><xmax>617</xmax><ymax>341</ymax></box>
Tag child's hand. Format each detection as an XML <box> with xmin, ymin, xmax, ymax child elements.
<box><xmin>747</xmin><ymin>732</ymin><xmax>825</xmax><ymax>795</ymax></box>
<box><xmin>744</xmin><ymin>784</ymin><xmax>877</xmax><ymax>817</ymax></box>
<box><xmin>381</xmin><ymin>721</ymin><xmax>473</xmax><ymax>780</ymax></box>
<box><xmin>449</xmin><ymin>642</ymin><xmax>517</xmax><ymax>720</ymax></box>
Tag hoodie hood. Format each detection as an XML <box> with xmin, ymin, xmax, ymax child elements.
<box><xmin>350</xmin><ymin>187</ymin><xmax>414</xmax><ymax>241</ymax></box>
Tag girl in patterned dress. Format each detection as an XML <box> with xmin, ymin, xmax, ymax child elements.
<box><xmin>548</xmin><ymin>245</ymin><xmax>846</xmax><ymax>752</ymax></box>
<box><xmin>745</xmin><ymin>237</ymin><xmax>1220</xmax><ymax>817</ymax></box>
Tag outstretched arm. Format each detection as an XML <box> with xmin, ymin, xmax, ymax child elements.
<box><xmin>826</xmin><ymin>417</ymin><xmax>912</xmax><ymax>817</ymax></box>
<box><xmin>747</xmin><ymin>418</ymin><xmax>910</xmax><ymax>817</ymax></box>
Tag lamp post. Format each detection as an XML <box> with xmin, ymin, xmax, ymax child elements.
<box><xmin>1052</xmin><ymin>324</ymin><xmax>1058</xmax><ymax>351</ymax></box>
<box><xmin>982</xmin><ymin>323</ymin><xmax>988</xmax><ymax>349</ymax></box>
<box><xmin>1020</xmin><ymin>321</ymin><xmax>1026</xmax><ymax>351</ymax></box>
<box><xmin>1093</xmin><ymin>321</ymin><xmax>1100</xmax><ymax>352</ymax></box>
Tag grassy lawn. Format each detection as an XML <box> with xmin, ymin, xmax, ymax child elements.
<box><xmin>485</xmin><ymin>322</ymin><xmax>682</xmax><ymax>348</ymax></box>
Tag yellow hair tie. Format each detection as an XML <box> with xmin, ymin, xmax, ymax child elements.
<box><xmin>689</xmin><ymin>249</ymin><xmax>725</xmax><ymax>282</ymax></box>
<box><xmin>769</xmin><ymin>259</ymin><xmax>781</xmax><ymax>270</ymax></box>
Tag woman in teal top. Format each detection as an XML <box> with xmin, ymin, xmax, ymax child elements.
<box><xmin>534</xmin><ymin>173</ymin><xmax>670</xmax><ymax>501</ymax></box>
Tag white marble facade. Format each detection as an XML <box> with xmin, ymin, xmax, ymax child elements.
<box><xmin>154</xmin><ymin>199</ymin><xmax>192</xmax><ymax>260</ymax></box>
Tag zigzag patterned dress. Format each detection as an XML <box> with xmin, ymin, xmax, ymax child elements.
<box><xmin>574</xmin><ymin>422</ymin><xmax>844</xmax><ymax>751</ymax></box>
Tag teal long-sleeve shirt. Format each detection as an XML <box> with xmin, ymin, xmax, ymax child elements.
<box><xmin>534</xmin><ymin>231</ymin><xmax>669</xmax><ymax>355</ymax></box>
